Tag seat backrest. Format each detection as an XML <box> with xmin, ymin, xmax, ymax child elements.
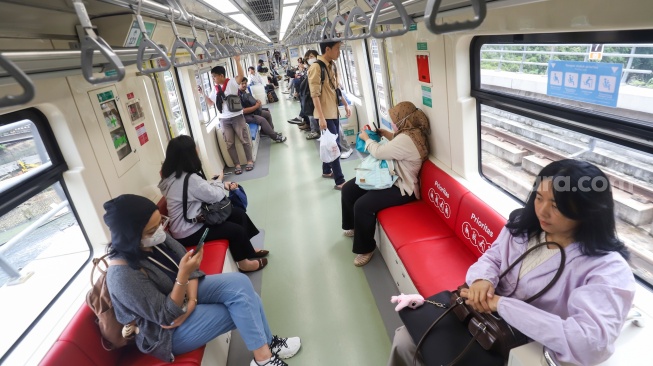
<box><xmin>454</xmin><ymin>193</ymin><xmax>507</xmax><ymax>258</ymax></box>
<box><xmin>419</xmin><ymin>161</ymin><xmax>470</xmax><ymax>231</ymax></box>
<box><xmin>157</xmin><ymin>197</ymin><xmax>168</xmax><ymax>217</ymax></box>
<box><xmin>40</xmin><ymin>305</ymin><xmax>121</xmax><ymax>366</ymax></box>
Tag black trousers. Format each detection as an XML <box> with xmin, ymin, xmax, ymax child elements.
<box><xmin>341</xmin><ymin>179</ymin><xmax>416</xmax><ymax>254</ymax></box>
<box><xmin>176</xmin><ymin>206</ymin><xmax>259</xmax><ymax>261</ymax></box>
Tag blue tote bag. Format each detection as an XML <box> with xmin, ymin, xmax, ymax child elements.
<box><xmin>355</xmin><ymin>138</ymin><xmax>398</xmax><ymax>190</ymax></box>
<box><xmin>355</xmin><ymin>130</ymin><xmax>380</xmax><ymax>153</ymax></box>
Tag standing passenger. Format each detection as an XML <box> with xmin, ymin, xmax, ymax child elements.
<box><xmin>309</xmin><ymin>40</ymin><xmax>351</xmax><ymax>190</ymax></box>
<box><xmin>198</xmin><ymin>55</ymin><xmax>254</xmax><ymax>175</ymax></box>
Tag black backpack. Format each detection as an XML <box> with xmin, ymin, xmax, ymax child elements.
<box><xmin>267</xmin><ymin>90</ymin><xmax>279</xmax><ymax>103</ymax></box>
<box><xmin>300</xmin><ymin>60</ymin><xmax>333</xmax><ymax>117</ymax></box>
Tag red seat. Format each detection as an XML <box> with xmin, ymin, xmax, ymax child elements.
<box><xmin>397</xmin><ymin>238</ymin><xmax>478</xmax><ymax>296</ymax></box>
<box><xmin>418</xmin><ymin>162</ymin><xmax>470</xmax><ymax>231</ymax></box>
<box><xmin>377</xmin><ymin>201</ymin><xmax>454</xmax><ymax>250</ymax></box>
<box><xmin>453</xmin><ymin>193</ymin><xmax>506</xmax><ymax>257</ymax></box>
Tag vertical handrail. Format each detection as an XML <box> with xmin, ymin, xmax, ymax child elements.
<box><xmin>168</xmin><ymin>6</ymin><xmax>199</xmax><ymax>67</ymax></box>
<box><xmin>0</xmin><ymin>54</ymin><xmax>36</xmax><ymax>109</ymax></box>
<box><xmin>72</xmin><ymin>0</ymin><xmax>125</xmax><ymax>84</ymax></box>
<box><xmin>424</xmin><ymin>0</ymin><xmax>487</xmax><ymax>34</ymax></box>
<box><xmin>369</xmin><ymin>0</ymin><xmax>413</xmax><ymax>38</ymax></box>
<box><xmin>135</xmin><ymin>0</ymin><xmax>171</xmax><ymax>74</ymax></box>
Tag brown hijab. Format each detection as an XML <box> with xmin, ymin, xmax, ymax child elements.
<box><xmin>389</xmin><ymin>101</ymin><xmax>430</xmax><ymax>161</ymax></box>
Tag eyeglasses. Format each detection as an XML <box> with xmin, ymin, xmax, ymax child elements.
<box><xmin>160</xmin><ymin>215</ymin><xmax>170</xmax><ymax>229</ymax></box>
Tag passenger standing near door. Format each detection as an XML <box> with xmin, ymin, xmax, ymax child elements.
<box><xmin>309</xmin><ymin>40</ymin><xmax>351</xmax><ymax>190</ymax></box>
<box><xmin>199</xmin><ymin>55</ymin><xmax>254</xmax><ymax>175</ymax></box>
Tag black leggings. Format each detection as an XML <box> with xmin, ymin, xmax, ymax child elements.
<box><xmin>341</xmin><ymin>179</ymin><xmax>416</xmax><ymax>254</ymax></box>
<box><xmin>176</xmin><ymin>206</ymin><xmax>259</xmax><ymax>261</ymax></box>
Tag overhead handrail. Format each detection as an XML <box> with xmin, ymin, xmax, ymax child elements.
<box><xmin>424</xmin><ymin>0</ymin><xmax>487</xmax><ymax>34</ymax></box>
<box><xmin>329</xmin><ymin>0</ymin><xmax>346</xmax><ymax>41</ymax></box>
<box><xmin>167</xmin><ymin>6</ymin><xmax>199</xmax><ymax>67</ymax></box>
<box><xmin>204</xmin><ymin>28</ymin><xmax>222</xmax><ymax>59</ymax></box>
<box><xmin>213</xmin><ymin>29</ymin><xmax>231</xmax><ymax>57</ymax></box>
<box><xmin>0</xmin><ymin>54</ymin><xmax>36</xmax><ymax>109</ymax></box>
<box><xmin>344</xmin><ymin>6</ymin><xmax>370</xmax><ymax>40</ymax></box>
<box><xmin>189</xmin><ymin>17</ymin><xmax>213</xmax><ymax>62</ymax></box>
<box><xmin>72</xmin><ymin>0</ymin><xmax>125</xmax><ymax>84</ymax></box>
<box><xmin>135</xmin><ymin>0</ymin><xmax>171</xmax><ymax>74</ymax></box>
<box><xmin>369</xmin><ymin>0</ymin><xmax>413</xmax><ymax>39</ymax></box>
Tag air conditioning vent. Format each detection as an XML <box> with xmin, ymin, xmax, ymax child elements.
<box><xmin>245</xmin><ymin>0</ymin><xmax>274</xmax><ymax>22</ymax></box>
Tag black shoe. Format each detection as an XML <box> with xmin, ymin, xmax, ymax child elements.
<box><xmin>287</xmin><ymin>117</ymin><xmax>302</xmax><ymax>124</ymax></box>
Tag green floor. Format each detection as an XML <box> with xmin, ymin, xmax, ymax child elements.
<box><xmin>240</xmin><ymin>97</ymin><xmax>391</xmax><ymax>365</ymax></box>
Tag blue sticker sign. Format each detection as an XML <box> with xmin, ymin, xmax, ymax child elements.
<box><xmin>547</xmin><ymin>61</ymin><xmax>622</xmax><ymax>107</ymax></box>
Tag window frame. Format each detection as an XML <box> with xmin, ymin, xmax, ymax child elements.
<box><xmin>0</xmin><ymin>107</ymin><xmax>91</xmax><ymax>362</ymax></box>
<box><xmin>471</xmin><ymin>30</ymin><xmax>653</xmax><ymax>290</ymax></box>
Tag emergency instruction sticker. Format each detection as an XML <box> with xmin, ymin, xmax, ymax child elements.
<box><xmin>547</xmin><ymin>61</ymin><xmax>622</xmax><ymax>107</ymax></box>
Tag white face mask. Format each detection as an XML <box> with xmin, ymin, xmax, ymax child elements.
<box><xmin>141</xmin><ymin>225</ymin><xmax>166</xmax><ymax>247</ymax></box>
<box><xmin>307</xmin><ymin>58</ymin><xmax>317</xmax><ymax>65</ymax></box>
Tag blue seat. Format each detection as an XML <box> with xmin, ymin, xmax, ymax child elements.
<box><xmin>248</xmin><ymin>122</ymin><xmax>258</xmax><ymax>140</ymax></box>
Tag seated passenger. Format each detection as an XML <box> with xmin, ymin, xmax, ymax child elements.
<box><xmin>257</xmin><ymin>59</ymin><xmax>268</xmax><ymax>74</ymax></box>
<box><xmin>388</xmin><ymin>159</ymin><xmax>636</xmax><ymax>366</ymax></box>
<box><xmin>239</xmin><ymin>78</ymin><xmax>286</xmax><ymax>143</ymax></box>
<box><xmin>247</xmin><ymin>66</ymin><xmax>266</xmax><ymax>87</ymax></box>
<box><xmin>103</xmin><ymin>194</ymin><xmax>301</xmax><ymax>366</ymax></box>
<box><xmin>159</xmin><ymin>136</ymin><xmax>268</xmax><ymax>272</ymax></box>
<box><xmin>341</xmin><ymin>101</ymin><xmax>430</xmax><ymax>266</ymax></box>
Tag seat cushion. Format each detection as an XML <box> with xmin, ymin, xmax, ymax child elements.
<box><xmin>454</xmin><ymin>193</ymin><xmax>507</xmax><ymax>258</ymax></box>
<box><xmin>186</xmin><ymin>240</ymin><xmax>229</xmax><ymax>275</ymax></box>
<box><xmin>397</xmin><ymin>238</ymin><xmax>478</xmax><ymax>297</ymax></box>
<box><xmin>377</xmin><ymin>201</ymin><xmax>455</xmax><ymax>250</ymax></box>
<box><xmin>419</xmin><ymin>161</ymin><xmax>470</xmax><ymax>231</ymax></box>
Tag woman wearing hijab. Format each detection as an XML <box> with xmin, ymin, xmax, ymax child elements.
<box><xmin>341</xmin><ymin>101</ymin><xmax>431</xmax><ymax>267</ymax></box>
<box><xmin>103</xmin><ymin>194</ymin><xmax>301</xmax><ymax>366</ymax></box>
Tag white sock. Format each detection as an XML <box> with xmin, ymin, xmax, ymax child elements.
<box><xmin>255</xmin><ymin>357</ymin><xmax>272</xmax><ymax>365</ymax></box>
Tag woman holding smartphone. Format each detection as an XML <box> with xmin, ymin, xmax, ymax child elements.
<box><xmin>104</xmin><ymin>194</ymin><xmax>301</xmax><ymax>366</ymax></box>
<box><xmin>159</xmin><ymin>135</ymin><xmax>267</xmax><ymax>273</ymax></box>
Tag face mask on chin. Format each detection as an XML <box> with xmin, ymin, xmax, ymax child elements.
<box><xmin>141</xmin><ymin>225</ymin><xmax>166</xmax><ymax>247</ymax></box>
<box><xmin>307</xmin><ymin>58</ymin><xmax>317</xmax><ymax>65</ymax></box>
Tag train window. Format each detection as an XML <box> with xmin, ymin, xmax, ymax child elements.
<box><xmin>195</xmin><ymin>69</ymin><xmax>218</xmax><ymax>125</ymax></box>
<box><xmin>344</xmin><ymin>44</ymin><xmax>361</xmax><ymax>97</ymax></box>
<box><xmin>472</xmin><ymin>31</ymin><xmax>653</xmax><ymax>288</ymax></box>
<box><xmin>158</xmin><ymin>70</ymin><xmax>189</xmax><ymax>137</ymax></box>
<box><xmin>0</xmin><ymin>109</ymin><xmax>88</xmax><ymax>360</ymax></box>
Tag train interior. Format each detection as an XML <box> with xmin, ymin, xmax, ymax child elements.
<box><xmin>1</xmin><ymin>0</ymin><xmax>653</xmax><ymax>365</ymax></box>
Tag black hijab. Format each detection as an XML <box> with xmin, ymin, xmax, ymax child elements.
<box><xmin>104</xmin><ymin>194</ymin><xmax>158</xmax><ymax>269</ymax></box>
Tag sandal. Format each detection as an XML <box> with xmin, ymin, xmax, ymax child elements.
<box><xmin>354</xmin><ymin>252</ymin><xmax>374</xmax><ymax>267</ymax></box>
<box><xmin>234</xmin><ymin>166</ymin><xmax>243</xmax><ymax>175</ymax></box>
<box><xmin>253</xmin><ymin>249</ymin><xmax>269</xmax><ymax>258</ymax></box>
<box><xmin>245</xmin><ymin>163</ymin><xmax>254</xmax><ymax>171</ymax></box>
<box><xmin>239</xmin><ymin>258</ymin><xmax>268</xmax><ymax>273</ymax></box>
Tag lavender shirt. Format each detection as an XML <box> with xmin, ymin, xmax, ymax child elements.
<box><xmin>466</xmin><ymin>227</ymin><xmax>636</xmax><ymax>366</ymax></box>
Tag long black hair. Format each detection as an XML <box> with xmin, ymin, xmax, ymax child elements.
<box><xmin>160</xmin><ymin>135</ymin><xmax>204</xmax><ymax>179</ymax></box>
<box><xmin>506</xmin><ymin>159</ymin><xmax>629</xmax><ymax>259</ymax></box>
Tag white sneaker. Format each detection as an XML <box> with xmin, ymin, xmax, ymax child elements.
<box><xmin>270</xmin><ymin>335</ymin><xmax>301</xmax><ymax>359</ymax></box>
<box><xmin>340</xmin><ymin>149</ymin><xmax>354</xmax><ymax>159</ymax></box>
<box><xmin>250</xmin><ymin>354</ymin><xmax>287</xmax><ymax>366</ymax></box>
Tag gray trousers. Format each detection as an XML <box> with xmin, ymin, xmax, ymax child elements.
<box><xmin>221</xmin><ymin>114</ymin><xmax>252</xmax><ymax>166</ymax></box>
<box><xmin>387</xmin><ymin>326</ymin><xmax>424</xmax><ymax>366</ymax></box>
<box><xmin>244</xmin><ymin>109</ymin><xmax>278</xmax><ymax>139</ymax></box>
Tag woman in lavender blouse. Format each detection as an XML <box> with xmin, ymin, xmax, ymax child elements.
<box><xmin>389</xmin><ymin>159</ymin><xmax>636</xmax><ymax>366</ymax></box>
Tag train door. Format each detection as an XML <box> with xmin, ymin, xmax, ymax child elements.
<box><xmin>367</xmin><ymin>38</ymin><xmax>393</xmax><ymax>129</ymax></box>
<box><xmin>87</xmin><ymin>86</ymin><xmax>140</xmax><ymax>176</ymax></box>
<box><xmin>155</xmin><ymin>68</ymin><xmax>190</xmax><ymax>137</ymax></box>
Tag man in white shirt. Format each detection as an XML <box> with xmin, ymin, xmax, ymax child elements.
<box><xmin>247</xmin><ymin>66</ymin><xmax>266</xmax><ymax>86</ymax></box>
<box><xmin>198</xmin><ymin>55</ymin><xmax>254</xmax><ymax>174</ymax></box>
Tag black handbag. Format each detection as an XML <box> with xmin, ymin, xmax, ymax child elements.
<box><xmin>182</xmin><ymin>173</ymin><xmax>232</xmax><ymax>226</ymax></box>
<box><xmin>217</xmin><ymin>82</ymin><xmax>243</xmax><ymax>113</ymax></box>
<box><xmin>402</xmin><ymin>241</ymin><xmax>566</xmax><ymax>366</ymax></box>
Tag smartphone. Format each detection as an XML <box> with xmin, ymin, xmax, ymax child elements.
<box><xmin>192</xmin><ymin>228</ymin><xmax>209</xmax><ymax>257</ymax></box>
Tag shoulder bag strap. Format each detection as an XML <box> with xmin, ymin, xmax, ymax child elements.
<box><xmin>90</xmin><ymin>253</ymin><xmax>111</xmax><ymax>285</ymax></box>
<box><xmin>498</xmin><ymin>241</ymin><xmax>566</xmax><ymax>303</ymax></box>
<box><xmin>182</xmin><ymin>173</ymin><xmax>195</xmax><ymax>223</ymax></box>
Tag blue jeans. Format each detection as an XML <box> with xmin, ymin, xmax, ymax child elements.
<box><xmin>171</xmin><ymin>272</ymin><xmax>272</xmax><ymax>354</ymax></box>
<box><xmin>322</xmin><ymin>118</ymin><xmax>345</xmax><ymax>185</ymax></box>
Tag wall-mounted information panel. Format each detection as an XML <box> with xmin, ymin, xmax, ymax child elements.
<box><xmin>88</xmin><ymin>86</ymin><xmax>140</xmax><ymax>176</ymax></box>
